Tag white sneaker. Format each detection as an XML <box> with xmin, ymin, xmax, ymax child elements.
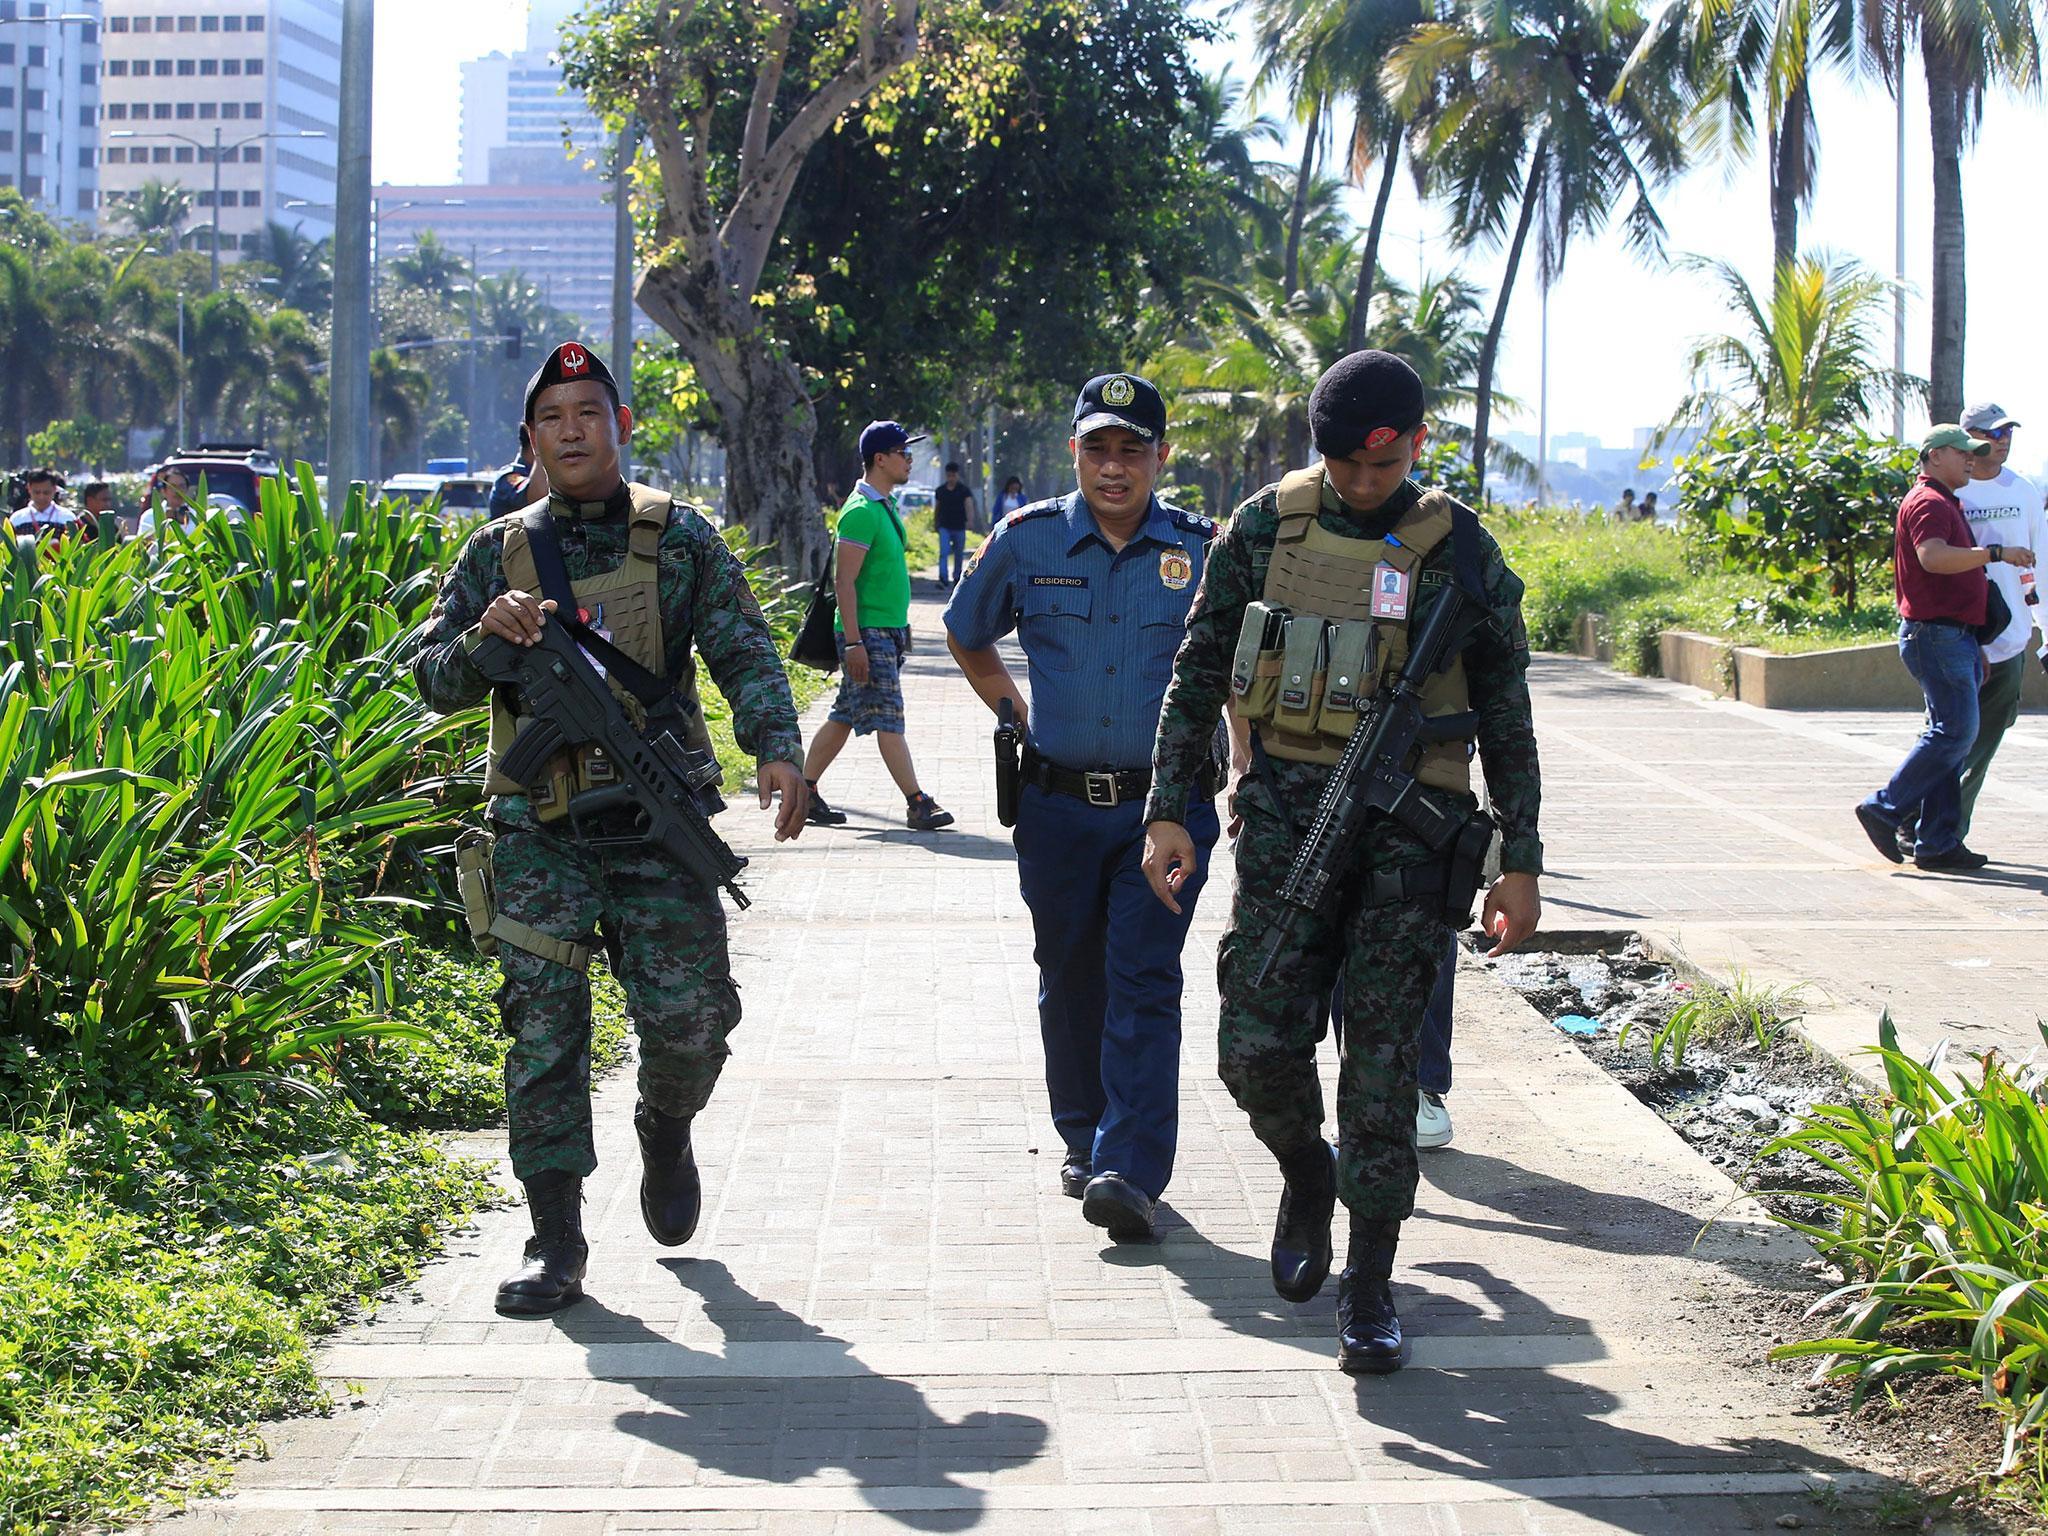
<box><xmin>1415</xmin><ymin>1090</ymin><xmax>1453</xmax><ymax>1150</ymax></box>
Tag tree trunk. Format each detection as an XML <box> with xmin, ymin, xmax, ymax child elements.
<box><xmin>811</xmin><ymin>431</ymin><xmax>861</xmax><ymax>513</ymax></box>
<box><xmin>639</xmin><ymin>263</ymin><xmax>828</xmax><ymax>574</ymax></box>
<box><xmin>1766</xmin><ymin>76</ymin><xmax>1808</xmax><ymax>279</ymax></box>
<box><xmin>1923</xmin><ymin>34</ymin><xmax>1967</xmax><ymax>425</ymax></box>
<box><xmin>1348</xmin><ymin>126</ymin><xmax>1403</xmax><ymax>354</ymax></box>
<box><xmin>1282</xmin><ymin>99</ymin><xmax>1321</xmax><ymax>298</ymax></box>
<box><xmin>1472</xmin><ymin>153</ymin><xmax>1545</xmax><ymax>502</ymax></box>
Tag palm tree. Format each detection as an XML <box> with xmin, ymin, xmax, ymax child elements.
<box><xmin>1861</xmin><ymin>0</ymin><xmax>2040</xmax><ymax>422</ymax></box>
<box><xmin>387</xmin><ymin>229</ymin><xmax>468</xmax><ymax>302</ymax></box>
<box><xmin>115</xmin><ymin>179</ymin><xmax>195</xmax><ymax>248</ymax></box>
<box><xmin>370</xmin><ymin>347</ymin><xmax>432</xmax><ymax>480</ymax></box>
<box><xmin>183</xmin><ymin>289</ymin><xmax>268</xmax><ymax>440</ymax></box>
<box><xmin>1182</xmin><ymin>71</ymin><xmax>1285</xmax><ymax>281</ymax></box>
<box><xmin>1388</xmin><ymin>0</ymin><xmax>1688</xmax><ymax>499</ymax></box>
<box><xmin>1663</xmin><ymin>252</ymin><xmax>1924</xmax><ymax>436</ymax></box>
<box><xmin>1620</xmin><ymin>0</ymin><xmax>1871</xmax><ymax>275</ymax></box>
<box><xmin>251</xmin><ymin>222</ymin><xmax>333</xmax><ymax>314</ymax></box>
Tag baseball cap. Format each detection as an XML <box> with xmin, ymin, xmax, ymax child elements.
<box><xmin>858</xmin><ymin>420</ymin><xmax>928</xmax><ymax>460</ymax></box>
<box><xmin>1960</xmin><ymin>402</ymin><xmax>2020</xmax><ymax>433</ymax></box>
<box><xmin>523</xmin><ymin>341</ymin><xmax>619</xmax><ymax>422</ymax></box>
<box><xmin>1072</xmin><ymin>373</ymin><xmax>1168</xmax><ymax>442</ymax></box>
<box><xmin>1922</xmin><ymin>424</ymin><xmax>1995</xmax><ymax>456</ymax></box>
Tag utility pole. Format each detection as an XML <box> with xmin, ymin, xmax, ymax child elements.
<box><xmin>327</xmin><ymin>0</ymin><xmax>374</xmax><ymax>519</ymax></box>
<box><xmin>611</xmin><ymin>116</ymin><xmax>639</xmax><ymax>413</ymax></box>
<box><xmin>1891</xmin><ymin>0</ymin><xmax>1908</xmax><ymax>443</ymax></box>
<box><xmin>1537</xmin><ymin>279</ymin><xmax>1550</xmax><ymax>510</ymax></box>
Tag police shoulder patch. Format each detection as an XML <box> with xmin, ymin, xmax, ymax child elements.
<box><xmin>1166</xmin><ymin>504</ymin><xmax>1219</xmax><ymax>541</ymax></box>
<box><xmin>1004</xmin><ymin>498</ymin><xmax>1065</xmax><ymax>527</ymax></box>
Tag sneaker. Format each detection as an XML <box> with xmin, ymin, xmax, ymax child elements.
<box><xmin>804</xmin><ymin>783</ymin><xmax>848</xmax><ymax>827</ymax></box>
<box><xmin>1853</xmin><ymin>802</ymin><xmax>1904</xmax><ymax>865</ymax></box>
<box><xmin>1415</xmin><ymin>1091</ymin><xmax>1453</xmax><ymax>1150</ymax></box>
<box><xmin>1914</xmin><ymin>844</ymin><xmax>1990</xmax><ymax>872</ymax></box>
<box><xmin>906</xmin><ymin>792</ymin><xmax>954</xmax><ymax>831</ymax></box>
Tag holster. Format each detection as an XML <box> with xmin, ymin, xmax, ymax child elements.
<box><xmin>1441</xmin><ymin>809</ymin><xmax>1497</xmax><ymax>929</ymax></box>
<box><xmin>994</xmin><ymin>700</ymin><xmax>1023</xmax><ymax>829</ymax></box>
<box><xmin>452</xmin><ymin>825</ymin><xmax>594</xmax><ymax>972</ymax></box>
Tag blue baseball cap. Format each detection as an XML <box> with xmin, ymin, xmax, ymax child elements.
<box><xmin>1072</xmin><ymin>373</ymin><xmax>1167</xmax><ymax>442</ymax></box>
<box><xmin>858</xmin><ymin>420</ymin><xmax>928</xmax><ymax>460</ymax></box>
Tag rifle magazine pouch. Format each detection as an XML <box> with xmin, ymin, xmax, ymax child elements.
<box><xmin>1273</xmin><ymin>616</ymin><xmax>1328</xmax><ymax>736</ymax></box>
<box><xmin>1317</xmin><ymin>621</ymin><xmax>1377</xmax><ymax>737</ymax></box>
<box><xmin>1230</xmin><ymin>601</ymin><xmax>1285</xmax><ymax>721</ymax></box>
<box><xmin>454</xmin><ymin>828</ymin><xmax>502</xmax><ymax>957</ymax></box>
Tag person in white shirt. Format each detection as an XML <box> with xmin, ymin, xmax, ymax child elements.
<box><xmin>136</xmin><ymin>467</ymin><xmax>199</xmax><ymax>542</ymax></box>
<box><xmin>1951</xmin><ymin>402</ymin><xmax>2048</xmax><ymax>841</ymax></box>
<box><xmin>10</xmin><ymin>469</ymin><xmax>79</xmax><ymax>540</ymax></box>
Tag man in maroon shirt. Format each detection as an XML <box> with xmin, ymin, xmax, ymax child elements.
<box><xmin>1856</xmin><ymin>426</ymin><xmax>2035</xmax><ymax>871</ymax></box>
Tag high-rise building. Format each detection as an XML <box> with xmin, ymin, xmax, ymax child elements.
<box><xmin>1</xmin><ymin>0</ymin><xmax>105</xmax><ymax>226</ymax></box>
<box><xmin>458</xmin><ymin>0</ymin><xmax>601</xmax><ymax>187</ymax></box>
<box><xmin>375</xmin><ymin>180</ymin><xmax>613</xmax><ymax>335</ymax></box>
<box><xmin>94</xmin><ymin>0</ymin><xmax>341</xmax><ymax>263</ymax></box>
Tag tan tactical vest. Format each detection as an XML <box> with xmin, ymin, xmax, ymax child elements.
<box><xmin>1231</xmin><ymin>466</ymin><xmax>1475</xmax><ymax>795</ymax></box>
<box><xmin>482</xmin><ymin>485</ymin><xmax>716</xmax><ymax>820</ymax></box>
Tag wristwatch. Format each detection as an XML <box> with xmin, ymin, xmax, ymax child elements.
<box><xmin>1988</xmin><ymin>543</ymin><xmax>2004</xmax><ymax>564</ymax></box>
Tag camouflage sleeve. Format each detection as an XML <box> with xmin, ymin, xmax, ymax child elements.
<box><xmin>684</xmin><ymin>516</ymin><xmax>804</xmax><ymax>769</ymax></box>
<box><xmin>1465</xmin><ymin>527</ymin><xmax>1544</xmax><ymax>875</ymax></box>
<box><xmin>409</xmin><ymin>523</ymin><xmax>507</xmax><ymax>712</ymax></box>
<box><xmin>1144</xmin><ymin>504</ymin><xmax>1258</xmax><ymax>825</ymax></box>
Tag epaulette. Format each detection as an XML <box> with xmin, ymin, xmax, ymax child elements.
<box><xmin>1002</xmin><ymin>498</ymin><xmax>1066</xmax><ymax>527</ymax></box>
<box><xmin>1166</xmin><ymin>503</ymin><xmax>1219</xmax><ymax>540</ymax></box>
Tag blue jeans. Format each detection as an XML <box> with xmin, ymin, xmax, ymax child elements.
<box><xmin>1331</xmin><ymin>932</ymin><xmax>1457</xmax><ymax>1096</ymax></box>
<box><xmin>1862</xmin><ymin>620</ymin><xmax>1982</xmax><ymax>857</ymax></box>
<box><xmin>1013</xmin><ymin>784</ymin><xmax>1221</xmax><ymax>1200</ymax></box>
<box><xmin>937</xmin><ymin>526</ymin><xmax>967</xmax><ymax>584</ymax></box>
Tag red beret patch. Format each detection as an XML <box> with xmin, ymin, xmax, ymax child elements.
<box><xmin>1364</xmin><ymin>426</ymin><xmax>1400</xmax><ymax>450</ymax></box>
<box><xmin>560</xmin><ymin>345</ymin><xmax>590</xmax><ymax>377</ymax></box>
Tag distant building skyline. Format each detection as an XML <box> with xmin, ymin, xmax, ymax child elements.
<box><xmin>94</xmin><ymin>0</ymin><xmax>342</xmax><ymax>258</ymax></box>
<box><xmin>375</xmin><ymin>180</ymin><xmax>614</xmax><ymax>332</ymax></box>
<box><xmin>1</xmin><ymin>0</ymin><xmax>104</xmax><ymax>226</ymax></box>
<box><xmin>457</xmin><ymin>0</ymin><xmax>599</xmax><ymax>187</ymax></box>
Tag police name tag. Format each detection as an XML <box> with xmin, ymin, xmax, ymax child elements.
<box><xmin>1370</xmin><ymin>561</ymin><xmax>1411</xmax><ymax>620</ymax></box>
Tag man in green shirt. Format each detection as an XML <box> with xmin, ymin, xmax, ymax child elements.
<box><xmin>804</xmin><ymin>419</ymin><xmax>955</xmax><ymax>831</ymax></box>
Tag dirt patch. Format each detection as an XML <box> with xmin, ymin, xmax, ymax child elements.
<box><xmin>1482</xmin><ymin>936</ymin><xmax>2048</xmax><ymax>1534</ymax></box>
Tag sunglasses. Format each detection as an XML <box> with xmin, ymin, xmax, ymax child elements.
<box><xmin>1974</xmin><ymin>425</ymin><xmax>2015</xmax><ymax>441</ymax></box>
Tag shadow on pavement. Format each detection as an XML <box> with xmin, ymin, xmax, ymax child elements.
<box><xmin>555</xmin><ymin>1260</ymin><xmax>1049</xmax><ymax>1532</ymax></box>
<box><xmin>852</xmin><ymin>827</ymin><xmax>1016</xmax><ymax>861</ymax></box>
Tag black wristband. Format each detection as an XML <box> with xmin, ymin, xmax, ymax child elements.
<box><xmin>1989</xmin><ymin>544</ymin><xmax>2003</xmax><ymax>564</ymax></box>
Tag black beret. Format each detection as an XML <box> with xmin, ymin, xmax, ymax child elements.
<box><xmin>523</xmin><ymin>341</ymin><xmax>619</xmax><ymax>422</ymax></box>
<box><xmin>1309</xmin><ymin>350</ymin><xmax>1426</xmax><ymax>459</ymax></box>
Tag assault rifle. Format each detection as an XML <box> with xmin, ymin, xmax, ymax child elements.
<box><xmin>469</xmin><ymin>620</ymin><xmax>752</xmax><ymax>910</ymax></box>
<box><xmin>1250</xmin><ymin>577</ymin><xmax>1489</xmax><ymax>986</ymax></box>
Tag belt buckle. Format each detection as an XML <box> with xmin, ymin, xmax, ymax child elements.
<box><xmin>1083</xmin><ymin>771</ymin><xmax>1119</xmax><ymax>807</ymax></box>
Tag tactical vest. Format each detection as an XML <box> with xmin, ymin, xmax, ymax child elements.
<box><xmin>1230</xmin><ymin>467</ymin><xmax>1476</xmax><ymax>795</ymax></box>
<box><xmin>482</xmin><ymin>485</ymin><xmax>716</xmax><ymax>820</ymax></box>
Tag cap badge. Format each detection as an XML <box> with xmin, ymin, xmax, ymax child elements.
<box><xmin>1103</xmin><ymin>376</ymin><xmax>1136</xmax><ymax>407</ymax></box>
<box><xmin>1364</xmin><ymin>425</ymin><xmax>1400</xmax><ymax>450</ymax></box>
<box><xmin>561</xmin><ymin>345</ymin><xmax>590</xmax><ymax>377</ymax></box>
<box><xmin>1158</xmin><ymin>547</ymin><xmax>1192</xmax><ymax>591</ymax></box>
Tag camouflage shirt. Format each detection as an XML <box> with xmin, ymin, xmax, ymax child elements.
<box><xmin>1146</xmin><ymin>477</ymin><xmax>1544</xmax><ymax>876</ymax></box>
<box><xmin>410</xmin><ymin>485</ymin><xmax>804</xmax><ymax>826</ymax></box>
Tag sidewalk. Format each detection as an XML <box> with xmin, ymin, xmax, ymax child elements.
<box><xmin>150</xmin><ymin>592</ymin><xmax>1896</xmax><ymax>1535</ymax></box>
<box><xmin>1531</xmin><ymin>653</ymin><xmax>2048</xmax><ymax>1076</ymax></box>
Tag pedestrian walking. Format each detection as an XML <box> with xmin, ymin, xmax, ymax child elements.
<box><xmin>944</xmin><ymin>373</ymin><xmax>1221</xmax><ymax>1244</ymax></box>
<box><xmin>79</xmin><ymin>480</ymin><xmax>115</xmax><ymax>535</ymax></box>
<box><xmin>1855</xmin><ymin>425</ymin><xmax>2034</xmax><ymax>873</ymax></box>
<box><xmin>803</xmin><ymin>419</ymin><xmax>955</xmax><ymax>832</ymax></box>
<box><xmin>933</xmin><ymin>461</ymin><xmax>976</xmax><ymax>587</ymax></box>
<box><xmin>10</xmin><ymin>469</ymin><xmax>78</xmax><ymax>541</ymax></box>
<box><xmin>992</xmin><ymin>475</ymin><xmax>1029</xmax><ymax>522</ymax></box>
<box><xmin>410</xmin><ymin>340</ymin><xmax>809</xmax><ymax>1317</ymax></box>
<box><xmin>1143</xmin><ymin>349</ymin><xmax>1544</xmax><ymax>1373</ymax></box>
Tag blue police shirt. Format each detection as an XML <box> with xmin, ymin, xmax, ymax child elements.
<box><xmin>943</xmin><ymin>490</ymin><xmax>1216</xmax><ymax>769</ymax></box>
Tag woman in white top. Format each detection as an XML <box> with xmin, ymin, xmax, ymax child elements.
<box><xmin>991</xmin><ymin>475</ymin><xmax>1027</xmax><ymax>522</ymax></box>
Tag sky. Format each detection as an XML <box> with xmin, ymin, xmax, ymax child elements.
<box><xmin>371</xmin><ymin>0</ymin><xmax>2048</xmax><ymax>471</ymax></box>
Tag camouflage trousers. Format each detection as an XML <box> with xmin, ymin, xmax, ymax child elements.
<box><xmin>490</xmin><ymin>820</ymin><xmax>741</xmax><ymax>1182</ymax></box>
<box><xmin>1218</xmin><ymin>760</ymin><xmax>1455</xmax><ymax>1223</ymax></box>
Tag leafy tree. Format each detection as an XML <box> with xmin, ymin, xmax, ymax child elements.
<box><xmin>250</xmin><ymin>222</ymin><xmax>333</xmax><ymax>315</ymax></box>
<box><xmin>386</xmin><ymin>229</ymin><xmax>466</xmax><ymax>302</ymax></box>
<box><xmin>1388</xmin><ymin>0</ymin><xmax>1687</xmax><ymax>499</ymax></box>
<box><xmin>115</xmin><ymin>180</ymin><xmax>195</xmax><ymax>248</ymax></box>
<box><xmin>25</xmin><ymin>418</ymin><xmax>124</xmax><ymax>472</ymax></box>
<box><xmin>370</xmin><ymin>348</ymin><xmax>433</xmax><ymax>480</ymax></box>
<box><xmin>1663</xmin><ymin>251</ymin><xmax>1923</xmax><ymax>437</ymax></box>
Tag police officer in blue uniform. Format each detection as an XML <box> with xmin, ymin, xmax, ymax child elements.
<box><xmin>944</xmin><ymin>373</ymin><xmax>1222</xmax><ymax>1243</ymax></box>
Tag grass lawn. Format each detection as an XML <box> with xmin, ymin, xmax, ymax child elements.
<box><xmin>1492</xmin><ymin>510</ymin><xmax>1898</xmax><ymax>674</ymax></box>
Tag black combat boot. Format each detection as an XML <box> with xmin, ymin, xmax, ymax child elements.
<box><xmin>1270</xmin><ymin>1140</ymin><xmax>1338</xmax><ymax>1302</ymax></box>
<box><xmin>634</xmin><ymin>1100</ymin><xmax>702</xmax><ymax>1247</ymax></box>
<box><xmin>495</xmin><ymin>1171</ymin><xmax>588</xmax><ymax>1317</ymax></box>
<box><xmin>1336</xmin><ymin>1215</ymin><xmax>1407</xmax><ymax>1373</ymax></box>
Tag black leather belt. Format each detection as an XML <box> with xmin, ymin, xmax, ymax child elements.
<box><xmin>1022</xmin><ymin>749</ymin><xmax>1214</xmax><ymax>808</ymax></box>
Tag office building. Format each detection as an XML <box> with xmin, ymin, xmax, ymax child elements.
<box><xmin>458</xmin><ymin>0</ymin><xmax>600</xmax><ymax>187</ymax></box>
<box><xmin>376</xmin><ymin>181</ymin><xmax>614</xmax><ymax>333</ymax></box>
<box><xmin>94</xmin><ymin>0</ymin><xmax>341</xmax><ymax>261</ymax></box>
<box><xmin>1</xmin><ymin>0</ymin><xmax>105</xmax><ymax>226</ymax></box>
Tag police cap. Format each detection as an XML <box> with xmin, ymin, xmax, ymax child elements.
<box><xmin>523</xmin><ymin>341</ymin><xmax>620</xmax><ymax>423</ymax></box>
<box><xmin>1310</xmin><ymin>350</ymin><xmax>1426</xmax><ymax>459</ymax></box>
<box><xmin>1073</xmin><ymin>373</ymin><xmax>1167</xmax><ymax>442</ymax></box>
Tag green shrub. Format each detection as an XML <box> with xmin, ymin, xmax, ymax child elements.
<box><xmin>1675</xmin><ymin>423</ymin><xmax>1915</xmax><ymax>620</ymax></box>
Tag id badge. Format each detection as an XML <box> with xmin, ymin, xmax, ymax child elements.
<box><xmin>1370</xmin><ymin>561</ymin><xmax>1411</xmax><ymax>621</ymax></box>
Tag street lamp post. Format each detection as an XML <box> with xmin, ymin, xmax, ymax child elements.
<box><xmin>0</xmin><ymin>13</ymin><xmax>96</xmax><ymax>213</ymax></box>
<box><xmin>108</xmin><ymin>128</ymin><xmax>329</xmax><ymax>292</ymax></box>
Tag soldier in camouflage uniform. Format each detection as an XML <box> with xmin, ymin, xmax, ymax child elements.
<box><xmin>411</xmin><ymin>341</ymin><xmax>808</xmax><ymax>1316</ymax></box>
<box><xmin>1142</xmin><ymin>350</ymin><xmax>1543</xmax><ymax>1372</ymax></box>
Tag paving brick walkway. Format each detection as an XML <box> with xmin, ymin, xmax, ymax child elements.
<box><xmin>151</xmin><ymin>606</ymin><xmax>1902</xmax><ymax>1535</ymax></box>
<box><xmin>1533</xmin><ymin>654</ymin><xmax>2048</xmax><ymax>1075</ymax></box>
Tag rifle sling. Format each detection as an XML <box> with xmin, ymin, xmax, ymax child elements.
<box><xmin>518</xmin><ymin>506</ymin><xmax>672</xmax><ymax>709</ymax></box>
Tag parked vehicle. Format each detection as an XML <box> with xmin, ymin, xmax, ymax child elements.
<box><xmin>151</xmin><ymin>442</ymin><xmax>285</xmax><ymax>516</ymax></box>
